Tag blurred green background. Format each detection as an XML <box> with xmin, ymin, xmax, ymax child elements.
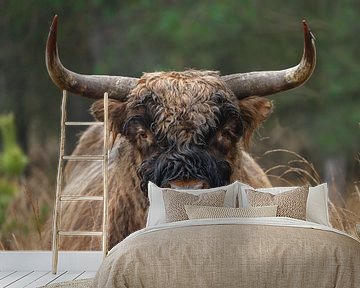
<box><xmin>0</xmin><ymin>0</ymin><xmax>359</xmax><ymax>248</ymax></box>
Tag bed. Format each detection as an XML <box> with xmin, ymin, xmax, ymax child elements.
<box><xmin>92</xmin><ymin>182</ymin><xmax>360</xmax><ymax>288</ymax></box>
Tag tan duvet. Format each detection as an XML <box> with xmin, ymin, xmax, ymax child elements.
<box><xmin>93</xmin><ymin>218</ymin><xmax>360</xmax><ymax>288</ymax></box>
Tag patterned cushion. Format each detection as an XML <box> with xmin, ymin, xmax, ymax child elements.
<box><xmin>146</xmin><ymin>181</ymin><xmax>239</xmax><ymax>228</ymax></box>
<box><xmin>184</xmin><ymin>205</ymin><xmax>278</xmax><ymax>219</ymax></box>
<box><xmin>246</xmin><ymin>186</ymin><xmax>309</xmax><ymax>220</ymax></box>
<box><xmin>162</xmin><ymin>189</ymin><xmax>226</xmax><ymax>223</ymax></box>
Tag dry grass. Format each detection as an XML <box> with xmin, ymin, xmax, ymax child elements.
<box><xmin>260</xmin><ymin>149</ymin><xmax>360</xmax><ymax>240</ymax></box>
<box><xmin>329</xmin><ymin>200</ymin><xmax>360</xmax><ymax>239</ymax></box>
<box><xmin>0</xmin><ymin>168</ymin><xmax>53</xmax><ymax>250</ymax></box>
<box><xmin>262</xmin><ymin>149</ymin><xmax>321</xmax><ymax>186</ymax></box>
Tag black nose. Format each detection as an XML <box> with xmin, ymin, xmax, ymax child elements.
<box><xmin>168</xmin><ymin>179</ymin><xmax>208</xmax><ymax>189</ymax></box>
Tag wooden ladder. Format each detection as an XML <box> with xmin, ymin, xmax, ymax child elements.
<box><xmin>52</xmin><ymin>90</ymin><xmax>110</xmax><ymax>274</ymax></box>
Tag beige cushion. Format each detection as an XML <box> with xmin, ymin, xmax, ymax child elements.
<box><xmin>238</xmin><ymin>183</ymin><xmax>330</xmax><ymax>226</ymax></box>
<box><xmin>146</xmin><ymin>181</ymin><xmax>239</xmax><ymax>227</ymax></box>
<box><xmin>246</xmin><ymin>186</ymin><xmax>309</xmax><ymax>220</ymax></box>
<box><xmin>163</xmin><ymin>189</ymin><xmax>226</xmax><ymax>223</ymax></box>
<box><xmin>184</xmin><ymin>205</ymin><xmax>278</xmax><ymax>219</ymax></box>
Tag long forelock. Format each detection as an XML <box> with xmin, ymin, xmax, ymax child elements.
<box><xmin>128</xmin><ymin>70</ymin><xmax>235</xmax><ymax>144</ymax></box>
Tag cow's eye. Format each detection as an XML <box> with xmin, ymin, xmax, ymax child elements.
<box><xmin>208</xmin><ymin>121</ymin><xmax>243</xmax><ymax>157</ymax></box>
<box><xmin>138</xmin><ymin>129</ymin><xmax>148</xmax><ymax>139</ymax></box>
<box><xmin>121</xmin><ymin>112</ymin><xmax>157</xmax><ymax>157</ymax></box>
<box><xmin>124</xmin><ymin>117</ymin><xmax>152</xmax><ymax>143</ymax></box>
<box><xmin>221</xmin><ymin>129</ymin><xmax>233</xmax><ymax>140</ymax></box>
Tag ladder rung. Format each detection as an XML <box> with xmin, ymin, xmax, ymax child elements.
<box><xmin>58</xmin><ymin>231</ymin><xmax>103</xmax><ymax>237</ymax></box>
<box><xmin>65</xmin><ymin>121</ymin><xmax>103</xmax><ymax>126</ymax></box>
<box><xmin>62</xmin><ymin>155</ymin><xmax>104</xmax><ymax>161</ymax></box>
<box><xmin>60</xmin><ymin>195</ymin><xmax>104</xmax><ymax>201</ymax></box>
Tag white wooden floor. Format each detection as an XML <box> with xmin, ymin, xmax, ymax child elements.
<box><xmin>0</xmin><ymin>251</ymin><xmax>102</xmax><ymax>288</ymax></box>
<box><xmin>0</xmin><ymin>270</ymin><xmax>94</xmax><ymax>287</ymax></box>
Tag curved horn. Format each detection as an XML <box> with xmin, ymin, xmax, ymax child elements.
<box><xmin>45</xmin><ymin>15</ymin><xmax>138</xmax><ymax>101</ymax></box>
<box><xmin>222</xmin><ymin>20</ymin><xmax>316</xmax><ymax>99</ymax></box>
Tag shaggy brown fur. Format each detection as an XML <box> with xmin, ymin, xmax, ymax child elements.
<box><xmin>45</xmin><ymin>70</ymin><xmax>272</xmax><ymax>250</ymax></box>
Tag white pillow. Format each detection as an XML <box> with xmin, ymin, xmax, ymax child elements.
<box><xmin>146</xmin><ymin>181</ymin><xmax>239</xmax><ymax>227</ymax></box>
<box><xmin>238</xmin><ymin>183</ymin><xmax>330</xmax><ymax>226</ymax></box>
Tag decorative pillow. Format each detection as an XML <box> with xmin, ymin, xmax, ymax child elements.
<box><xmin>246</xmin><ymin>186</ymin><xmax>309</xmax><ymax>220</ymax></box>
<box><xmin>162</xmin><ymin>189</ymin><xmax>226</xmax><ymax>223</ymax></box>
<box><xmin>238</xmin><ymin>183</ymin><xmax>330</xmax><ymax>226</ymax></box>
<box><xmin>184</xmin><ymin>205</ymin><xmax>278</xmax><ymax>219</ymax></box>
<box><xmin>146</xmin><ymin>181</ymin><xmax>239</xmax><ymax>227</ymax></box>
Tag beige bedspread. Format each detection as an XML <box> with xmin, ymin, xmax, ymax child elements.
<box><xmin>93</xmin><ymin>218</ymin><xmax>360</xmax><ymax>288</ymax></box>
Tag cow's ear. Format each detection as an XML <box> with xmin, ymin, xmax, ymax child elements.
<box><xmin>238</xmin><ymin>96</ymin><xmax>273</xmax><ymax>148</ymax></box>
<box><xmin>91</xmin><ymin>99</ymin><xmax>128</xmax><ymax>134</ymax></box>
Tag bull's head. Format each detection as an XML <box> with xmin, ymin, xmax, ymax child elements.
<box><xmin>46</xmin><ymin>15</ymin><xmax>316</xmax><ymax>194</ymax></box>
